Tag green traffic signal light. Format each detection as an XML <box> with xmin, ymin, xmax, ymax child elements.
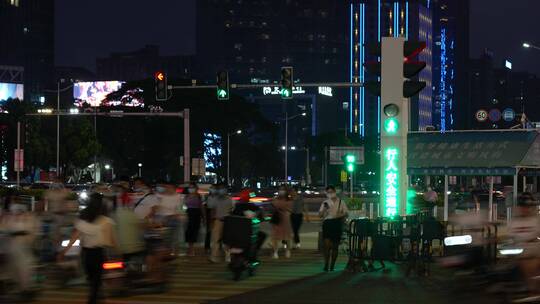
<box><xmin>281</xmin><ymin>88</ymin><xmax>292</xmax><ymax>98</ymax></box>
<box><xmin>384</xmin><ymin>118</ymin><xmax>399</xmax><ymax>134</ymax></box>
<box><xmin>347</xmin><ymin>163</ymin><xmax>354</xmax><ymax>173</ymax></box>
<box><xmin>217</xmin><ymin>89</ymin><xmax>228</xmax><ymax>99</ymax></box>
<box><xmin>344</xmin><ymin>154</ymin><xmax>356</xmax><ymax>173</ymax></box>
<box><xmin>345</xmin><ymin>154</ymin><xmax>356</xmax><ymax>163</ymax></box>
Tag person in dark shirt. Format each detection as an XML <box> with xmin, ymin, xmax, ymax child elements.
<box><xmin>230</xmin><ymin>189</ymin><xmax>266</xmax><ymax>255</ymax></box>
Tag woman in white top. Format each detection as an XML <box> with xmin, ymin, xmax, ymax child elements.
<box><xmin>59</xmin><ymin>193</ymin><xmax>116</xmax><ymax>304</ymax></box>
<box><xmin>319</xmin><ymin>185</ymin><xmax>348</xmax><ymax>272</ymax></box>
<box><xmin>155</xmin><ymin>180</ymin><xmax>184</xmax><ymax>256</ymax></box>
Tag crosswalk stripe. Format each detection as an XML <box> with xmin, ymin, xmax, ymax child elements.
<box><xmin>33</xmin><ymin>250</ymin><xmax>326</xmax><ymax>304</ymax></box>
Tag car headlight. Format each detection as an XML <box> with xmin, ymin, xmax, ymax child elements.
<box><xmin>79</xmin><ymin>191</ymin><xmax>88</xmax><ymax>199</ymax></box>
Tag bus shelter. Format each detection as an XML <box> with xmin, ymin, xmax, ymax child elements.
<box><xmin>407</xmin><ymin>130</ymin><xmax>540</xmax><ymax>222</ymax></box>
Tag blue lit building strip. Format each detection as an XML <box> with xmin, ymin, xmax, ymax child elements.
<box><xmin>439</xmin><ymin>28</ymin><xmax>447</xmax><ymax>132</ymax></box>
<box><xmin>394</xmin><ymin>3</ymin><xmax>398</xmax><ymax>37</ymax></box>
<box><xmin>349</xmin><ymin>3</ymin><xmax>353</xmax><ymax>132</ymax></box>
<box><xmin>360</xmin><ymin>3</ymin><xmax>365</xmax><ymax>136</ymax></box>
<box><xmin>377</xmin><ymin>0</ymin><xmax>381</xmax><ymax>134</ymax></box>
<box><xmin>405</xmin><ymin>2</ymin><xmax>409</xmax><ymax>39</ymax></box>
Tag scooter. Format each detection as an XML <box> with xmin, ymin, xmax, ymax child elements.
<box><xmin>223</xmin><ymin>215</ymin><xmax>265</xmax><ymax>281</ymax></box>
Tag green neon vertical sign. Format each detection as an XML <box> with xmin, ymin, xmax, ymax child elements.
<box><xmin>384</xmin><ymin>147</ymin><xmax>399</xmax><ymax>217</ymax></box>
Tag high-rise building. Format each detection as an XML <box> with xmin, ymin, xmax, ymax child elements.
<box><xmin>0</xmin><ymin>0</ymin><xmax>55</xmax><ymax>103</ymax></box>
<box><xmin>96</xmin><ymin>45</ymin><xmax>192</xmax><ymax>81</ymax></box>
<box><xmin>195</xmin><ymin>0</ymin><xmax>348</xmax><ymax>84</ymax></box>
<box><xmin>432</xmin><ymin>0</ymin><xmax>470</xmax><ymax>131</ymax></box>
<box><xmin>351</xmin><ymin>0</ymin><xmax>433</xmax><ymax>138</ymax></box>
<box><xmin>469</xmin><ymin>50</ymin><xmax>540</xmax><ymax>129</ymax></box>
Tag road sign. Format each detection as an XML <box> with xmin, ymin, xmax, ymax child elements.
<box><xmin>191</xmin><ymin>158</ymin><xmax>206</xmax><ymax>176</ymax></box>
<box><xmin>14</xmin><ymin>149</ymin><xmax>23</xmax><ymax>172</ymax></box>
<box><xmin>489</xmin><ymin>109</ymin><xmax>501</xmax><ymax>122</ymax></box>
<box><xmin>340</xmin><ymin>170</ymin><xmax>348</xmax><ymax>183</ymax></box>
<box><xmin>503</xmin><ymin>108</ymin><xmax>515</xmax><ymax>122</ymax></box>
<box><xmin>476</xmin><ymin>109</ymin><xmax>488</xmax><ymax>122</ymax></box>
<box><xmin>329</xmin><ymin>146</ymin><xmax>364</xmax><ymax>165</ymax></box>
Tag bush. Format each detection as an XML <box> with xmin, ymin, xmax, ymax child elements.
<box><xmin>344</xmin><ymin>197</ymin><xmax>363</xmax><ymax>210</ymax></box>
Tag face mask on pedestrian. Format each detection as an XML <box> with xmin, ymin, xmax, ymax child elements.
<box><xmin>218</xmin><ymin>188</ymin><xmax>227</xmax><ymax>196</ymax></box>
<box><xmin>155</xmin><ymin>186</ymin><xmax>166</xmax><ymax>193</ymax></box>
<box><xmin>188</xmin><ymin>188</ymin><xmax>196</xmax><ymax>194</ymax></box>
<box><xmin>326</xmin><ymin>192</ymin><xmax>336</xmax><ymax>199</ymax></box>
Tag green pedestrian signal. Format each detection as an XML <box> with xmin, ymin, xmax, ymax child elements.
<box><xmin>384</xmin><ymin>118</ymin><xmax>399</xmax><ymax>134</ymax></box>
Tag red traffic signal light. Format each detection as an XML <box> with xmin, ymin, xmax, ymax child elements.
<box><xmin>155</xmin><ymin>71</ymin><xmax>165</xmax><ymax>81</ymax></box>
<box><xmin>154</xmin><ymin>71</ymin><xmax>168</xmax><ymax>101</ymax></box>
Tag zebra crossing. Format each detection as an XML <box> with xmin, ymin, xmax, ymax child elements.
<box><xmin>33</xmin><ymin>250</ymin><xmax>326</xmax><ymax>304</ymax></box>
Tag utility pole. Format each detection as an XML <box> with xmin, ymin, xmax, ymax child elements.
<box><xmin>56</xmin><ymin>81</ymin><xmax>60</xmax><ymax>177</ymax></box>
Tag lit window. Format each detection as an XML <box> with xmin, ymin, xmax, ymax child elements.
<box><xmin>10</xmin><ymin>0</ymin><xmax>19</xmax><ymax>6</ymax></box>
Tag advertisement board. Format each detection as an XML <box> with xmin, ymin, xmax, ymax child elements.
<box><xmin>73</xmin><ymin>81</ymin><xmax>144</xmax><ymax>107</ymax></box>
<box><xmin>0</xmin><ymin>82</ymin><xmax>24</xmax><ymax>102</ymax></box>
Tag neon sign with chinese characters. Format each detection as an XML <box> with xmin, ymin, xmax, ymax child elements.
<box><xmin>384</xmin><ymin>148</ymin><xmax>399</xmax><ymax>217</ymax></box>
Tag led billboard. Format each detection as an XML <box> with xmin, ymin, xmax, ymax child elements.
<box><xmin>0</xmin><ymin>82</ymin><xmax>23</xmax><ymax>102</ymax></box>
<box><xmin>203</xmin><ymin>133</ymin><xmax>222</xmax><ymax>170</ymax></box>
<box><xmin>73</xmin><ymin>81</ymin><xmax>143</xmax><ymax>107</ymax></box>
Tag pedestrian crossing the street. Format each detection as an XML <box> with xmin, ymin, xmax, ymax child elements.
<box><xmin>33</xmin><ymin>250</ymin><xmax>327</xmax><ymax>304</ymax></box>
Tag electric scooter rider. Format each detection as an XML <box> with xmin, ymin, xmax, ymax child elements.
<box><xmin>230</xmin><ymin>189</ymin><xmax>267</xmax><ymax>263</ymax></box>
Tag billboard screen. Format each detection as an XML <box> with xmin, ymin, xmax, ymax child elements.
<box><xmin>0</xmin><ymin>82</ymin><xmax>23</xmax><ymax>102</ymax></box>
<box><xmin>73</xmin><ymin>81</ymin><xmax>144</xmax><ymax>107</ymax></box>
<box><xmin>203</xmin><ymin>133</ymin><xmax>222</xmax><ymax>170</ymax></box>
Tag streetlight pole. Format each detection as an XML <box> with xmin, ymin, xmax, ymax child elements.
<box><xmin>282</xmin><ymin>112</ymin><xmax>306</xmax><ymax>184</ymax></box>
<box><xmin>138</xmin><ymin>163</ymin><xmax>142</xmax><ymax>177</ymax></box>
<box><xmin>227</xmin><ymin>133</ymin><xmax>230</xmax><ymax>186</ymax></box>
<box><xmin>227</xmin><ymin>129</ymin><xmax>242</xmax><ymax>186</ymax></box>
<box><xmin>285</xmin><ymin>111</ymin><xmax>288</xmax><ymax>183</ymax></box>
<box><xmin>523</xmin><ymin>42</ymin><xmax>540</xmax><ymax>51</ymax></box>
<box><xmin>56</xmin><ymin>81</ymin><xmax>60</xmax><ymax>177</ymax></box>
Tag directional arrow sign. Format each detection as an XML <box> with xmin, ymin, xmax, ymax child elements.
<box><xmin>218</xmin><ymin>89</ymin><xmax>228</xmax><ymax>98</ymax></box>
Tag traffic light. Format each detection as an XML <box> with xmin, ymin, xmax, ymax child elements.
<box><xmin>403</xmin><ymin>41</ymin><xmax>427</xmax><ymax>98</ymax></box>
<box><xmin>364</xmin><ymin>41</ymin><xmax>426</xmax><ymax>98</ymax></box>
<box><xmin>216</xmin><ymin>71</ymin><xmax>229</xmax><ymax>100</ymax></box>
<box><xmin>154</xmin><ymin>71</ymin><xmax>168</xmax><ymax>101</ymax></box>
<box><xmin>280</xmin><ymin>67</ymin><xmax>293</xmax><ymax>99</ymax></box>
<box><xmin>344</xmin><ymin>154</ymin><xmax>356</xmax><ymax>173</ymax></box>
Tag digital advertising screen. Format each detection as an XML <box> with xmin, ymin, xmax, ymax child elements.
<box><xmin>73</xmin><ymin>81</ymin><xmax>144</xmax><ymax>107</ymax></box>
<box><xmin>0</xmin><ymin>82</ymin><xmax>24</xmax><ymax>103</ymax></box>
<box><xmin>203</xmin><ymin>133</ymin><xmax>222</xmax><ymax>170</ymax></box>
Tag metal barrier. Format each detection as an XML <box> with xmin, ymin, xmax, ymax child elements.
<box><xmin>17</xmin><ymin>195</ymin><xmax>36</xmax><ymax>211</ymax></box>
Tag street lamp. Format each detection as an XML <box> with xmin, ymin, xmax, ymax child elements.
<box><xmin>138</xmin><ymin>163</ymin><xmax>142</xmax><ymax>177</ymax></box>
<box><xmin>227</xmin><ymin>129</ymin><xmax>242</xmax><ymax>186</ymax></box>
<box><xmin>283</xmin><ymin>112</ymin><xmax>306</xmax><ymax>183</ymax></box>
<box><xmin>104</xmin><ymin>164</ymin><xmax>114</xmax><ymax>181</ymax></box>
<box><xmin>523</xmin><ymin>42</ymin><xmax>540</xmax><ymax>50</ymax></box>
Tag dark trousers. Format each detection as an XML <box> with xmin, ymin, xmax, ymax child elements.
<box><xmin>82</xmin><ymin>247</ymin><xmax>104</xmax><ymax>304</ymax></box>
<box><xmin>185</xmin><ymin>208</ymin><xmax>202</xmax><ymax>243</ymax></box>
<box><xmin>291</xmin><ymin>213</ymin><xmax>304</xmax><ymax>244</ymax></box>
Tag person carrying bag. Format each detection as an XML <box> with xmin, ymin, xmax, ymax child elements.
<box><xmin>319</xmin><ymin>185</ymin><xmax>349</xmax><ymax>272</ymax></box>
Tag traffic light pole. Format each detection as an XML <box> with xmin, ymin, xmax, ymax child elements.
<box><xmin>350</xmin><ymin>173</ymin><xmax>353</xmax><ymax>199</ymax></box>
<box><xmin>168</xmin><ymin>82</ymin><xmax>364</xmax><ymax>90</ymax></box>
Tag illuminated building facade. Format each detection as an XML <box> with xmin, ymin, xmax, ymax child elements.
<box><xmin>432</xmin><ymin>0</ymin><xmax>470</xmax><ymax>131</ymax></box>
<box><xmin>350</xmin><ymin>0</ymin><xmax>433</xmax><ymax>138</ymax></box>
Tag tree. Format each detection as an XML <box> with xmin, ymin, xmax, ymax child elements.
<box><xmin>100</xmin><ymin>79</ymin><xmax>280</xmax><ymax>183</ymax></box>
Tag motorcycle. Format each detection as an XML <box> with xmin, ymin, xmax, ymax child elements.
<box><xmin>222</xmin><ymin>215</ymin><xmax>265</xmax><ymax>281</ymax></box>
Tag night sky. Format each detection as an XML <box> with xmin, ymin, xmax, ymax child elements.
<box><xmin>56</xmin><ymin>0</ymin><xmax>540</xmax><ymax>75</ymax></box>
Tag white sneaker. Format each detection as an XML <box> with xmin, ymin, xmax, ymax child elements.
<box><xmin>272</xmin><ymin>251</ymin><xmax>279</xmax><ymax>259</ymax></box>
<box><xmin>285</xmin><ymin>250</ymin><xmax>291</xmax><ymax>258</ymax></box>
<box><xmin>295</xmin><ymin>243</ymin><xmax>301</xmax><ymax>249</ymax></box>
<box><xmin>225</xmin><ymin>254</ymin><xmax>231</xmax><ymax>263</ymax></box>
